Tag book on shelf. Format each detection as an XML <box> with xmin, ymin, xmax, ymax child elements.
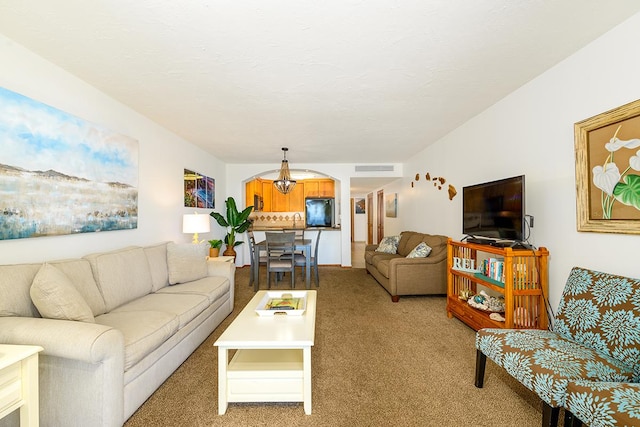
<box><xmin>265</xmin><ymin>297</ymin><xmax>302</xmax><ymax>310</ymax></box>
<box><xmin>481</xmin><ymin>257</ymin><xmax>505</xmax><ymax>284</ymax></box>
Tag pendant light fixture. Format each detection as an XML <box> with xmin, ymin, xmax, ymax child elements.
<box><xmin>273</xmin><ymin>147</ymin><xmax>297</xmax><ymax>195</ymax></box>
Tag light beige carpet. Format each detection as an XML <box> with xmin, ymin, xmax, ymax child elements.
<box><xmin>125</xmin><ymin>266</ymin><xmax>552</xmax><ymax>427</ymax></box>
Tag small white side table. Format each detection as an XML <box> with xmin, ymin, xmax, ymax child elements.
<box><xmin>0</xmin><ymin>344</ymin><xmax>43</xmax><ymax>427</ymax></box>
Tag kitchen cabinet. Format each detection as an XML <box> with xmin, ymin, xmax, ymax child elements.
<box><xmin>246</xmin><ymin>178</ymin><xmax>332</xmax><ymax>212</ymax></box>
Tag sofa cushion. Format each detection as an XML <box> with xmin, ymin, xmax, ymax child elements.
<box><xmin>95</xmin><ymin>310</ymin><xmax>180</xmax><ymax>370</ymax></box>
<box><xmin>30</xmin><ymin>263</ymin><xmax>95</xmax><ymax>323</ymax></box>
<box><xmin>406</xmin><ymin>242</ymin><xmax>432</xmax><ymax>258</ymax></box>
<box><xmin>84</xmin><ymin>247</ymin><xmax>154</xmax><ymax>312</ymax></box>
<box><xmin>167</xmin><ymin>242</ymin><xmax>208</xmax><ymax>285</ymax></box>
<box><xmin>51</xmin><ymin>259</ymin><xmax>107</xmax><ymax>316</ymax></box>
<box><xmin>375</xmin><ymin>235</ymin><xmax>400</xmax><ymax>254</ymax></box>
<box><xmin>111</xmin><ymin>293</ymin><xmax>210</xmax><ymax>329</ymax></box>
<box><xmin>144</xmin><ymin>242</ymin><xmax>170</xmax><ymax>291</ymax></box>
<box><xmin>0</xmin><ymin>263</ymin><xmax>42</xmax><ymax>317</ymax></box>
<box><xmin>157</xmin><ymin>276</ymin><xmax>229</xmax><ymax>304</ymax></box>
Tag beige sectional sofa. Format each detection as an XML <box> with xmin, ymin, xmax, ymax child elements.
<box><xmin>0</xmin><ymin>242</ymin><xmax>234</xmax><ymax>427</ymax></box>
<box><xmin>365</xmin><ymin>231</ymin><xmax>448</xmax><ymax>301</ymax></box>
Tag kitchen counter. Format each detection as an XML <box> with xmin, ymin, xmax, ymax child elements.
<box><xmin>250</xmin><ymin>226</ymin><xmax>341</xmax><ymax>231</ymax></box>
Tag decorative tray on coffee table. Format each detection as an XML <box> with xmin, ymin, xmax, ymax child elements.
<box><xmin>255</xmin><ymin>291</ymin><xmax>307</xmax><ymax>316</ymax></box>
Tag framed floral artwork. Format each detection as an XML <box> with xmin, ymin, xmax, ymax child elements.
<box><xmin>575</xmin><ymin>99</ymin><xmax>640</xmax><ymax>234</ymax></box>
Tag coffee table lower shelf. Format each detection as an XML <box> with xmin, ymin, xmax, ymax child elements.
<box><xmin>226</xmin><ymin>349</ymin><xmax>304</xmax><ymax>403</ymax></box>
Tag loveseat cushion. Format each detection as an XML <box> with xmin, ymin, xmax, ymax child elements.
<box><xmin>84</xmin><ymin>247</ymin><xmax>154</xmax><ymax>312</ymax></box>
<box><xmin>156</xmin><ymin>276</ymin><xmax>229</xmax><ymax>304</ymax></box>
<box><xmin>565</xmin><ymin>380</ymin><xmax>640</xmax><ymax>426</ymax></box>
<box><xmin>476</xmin><ymin>328</ymin><xmax>636</xmax><ymax>407</ymax></box>
<box><xmin>111</xmin><ymin>293</ymin><xmax>210</xmax><ymax>329</ymax></box>
<box><xmin>553</xmin><ymin>267</ymin><xmax>640</xmax><ymax>379</ymax></box>
<box><xmin>167</xmin><ymin>242</ymin><xmax>208</xmax><ymax>284</ymax></box>
<box><xmin>397</xmin><ymin>231</ymin><xmax>446</xmax><ymax>257</ymax></box>
<box><xmin>30</xmin><ymin>263</ymin><xmax>95</xmax><ymax>322</ymax></box>
<box><xmin>144</xmin><ymin>242</ymin><xmax>170</xmax><ymax>291</ymax></box>
<box><xmin>95</xmin><ymin>310</ymin><xmax>180</xmax><ymax>370</ymax></box>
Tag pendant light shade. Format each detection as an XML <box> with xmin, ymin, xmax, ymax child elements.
<box><xmin>273</xmin><ymin>147</ymin><xmax>297</xmax><ymax>195</ymax></box>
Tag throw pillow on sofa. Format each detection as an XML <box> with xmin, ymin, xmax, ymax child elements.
<box><xmin>375</xmin><ymin>235</ymin><xmax>401</xmax><ymax>254</ymax></box>
<box><xmin>406</xmin><ymin>242</ymin><xmax>432</xmax><ymax>258</ymax></box>
<box><xmin>167</xmin><ymin>242</ymin><xmax>208</xmax><ymax>284</ymax></box>
<box><xmin>30</xmin><ymin>263</ymin><xmax>95</xmax><ymax>322</ymax></box>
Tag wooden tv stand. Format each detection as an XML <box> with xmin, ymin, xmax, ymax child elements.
<box><xmin>446</xmin><ymin>239</ymin><xmax>549</xmax><ymax>331</ymax></box>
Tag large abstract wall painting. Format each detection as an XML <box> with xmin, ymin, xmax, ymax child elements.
<box><xmin>184</xmin><ymin>169</ymin><xmax>215</xmax><ymax>208</ymax></box>
<box><xmin>0</xmin><ymin>87</ymin><xmax>138</xmax><ymax>240</ymax></box>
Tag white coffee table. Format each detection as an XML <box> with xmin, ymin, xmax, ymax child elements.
<box><xmin>214</xmin><ymin>290</ymin><xmax>317</xmax><ymax>415</ymax></box>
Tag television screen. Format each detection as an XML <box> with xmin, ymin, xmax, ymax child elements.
<box><xmin>305</xmin><ymin>198</ymin><xmax>334</xmax><ymax>227</ymax></box>
<box><xmin>462</xmin><ymin>175</ymin><xmax>525</xmax><ymax>242</ymax></box>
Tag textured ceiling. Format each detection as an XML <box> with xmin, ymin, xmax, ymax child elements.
<box><xmin>1</xmin><ymin>1</ymin><xmax>639</xmax><ymax>168</ymax></box>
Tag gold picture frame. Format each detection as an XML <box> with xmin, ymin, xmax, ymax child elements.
<box><xmin>575</xmin><ymin>99</ymin><xmax>640</xmax><ymax>234</ymax></box>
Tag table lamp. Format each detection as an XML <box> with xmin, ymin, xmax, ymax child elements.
<box><xmin>183</xmin><ymin>213</ymin><xmax>210</xmax><ymax>244</ymax></box>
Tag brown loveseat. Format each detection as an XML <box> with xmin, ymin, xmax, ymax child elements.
<box><xmin>364</xmin><ymin>231</ymin><xmax>448</xmax><ymax>302</ymax></box>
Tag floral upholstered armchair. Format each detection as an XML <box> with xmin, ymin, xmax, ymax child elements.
<box><xmin>474</xmin><ymin>267</ymin><xmax>640</xmax><ymax>427</ymax></box>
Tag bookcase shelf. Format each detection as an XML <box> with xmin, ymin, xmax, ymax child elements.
<box><xmin>446</xmin><ymin>239</ymin><xmax>549</xmax><ymax>331</ymax></box>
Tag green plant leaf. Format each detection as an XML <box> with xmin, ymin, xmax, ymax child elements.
<box><xmin>209</xmin><ymin>211</ymin><xmax>228</xmax><ymax>227</ymax></box>
<box><xmin>613</xmin><ymin>174</ymin><xmax>640</xmax><ymax>210</ymax></box>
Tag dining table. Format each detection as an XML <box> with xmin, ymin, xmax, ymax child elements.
<box><xmin>253</xmin><ymin>238</ymin><xmax>312</xmax><ymax>289</ymax></box>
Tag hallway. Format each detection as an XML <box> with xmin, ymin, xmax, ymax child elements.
<box><xmin>351</xmin><ymin>241</ymin><xmax>365</xmax><ymax>269</ymax></box>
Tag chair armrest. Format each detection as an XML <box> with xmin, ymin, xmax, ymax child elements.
<box><xmin>0</xmin><ymin>317</ymin><xmax>124</xmax><ymax>364</ymax></box>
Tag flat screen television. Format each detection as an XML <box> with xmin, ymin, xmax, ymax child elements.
<box><xmin>305</xmin><ymin>197</ymin><xmax>335</xmax><ymax>227</ymax></box>
<box><xmin>462</xmin><ymin>175</ymin><xmax>525</xmax><ymax>242</ymax></box>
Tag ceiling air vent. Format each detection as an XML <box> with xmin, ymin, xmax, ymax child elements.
<box><xmin>354</xmin><ymin>165</ymin><xmax>394</xmax><ymax>172</ymax></box>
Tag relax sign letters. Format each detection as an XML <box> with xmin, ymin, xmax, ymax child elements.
<box><xmin>452</xmin><ymin>257</ymin><xmax>478</xmax><ymax>272</ymax></box>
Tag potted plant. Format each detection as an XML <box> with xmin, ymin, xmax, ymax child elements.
<box><xmin>210</xmin><ymin>197</ymin><xmax>253</xmax><ymax>259</ymax></box>
<box><xmin>208</xmin><ymin>239</ymin><xmax>223</xmax><ymax>258</ymax></box>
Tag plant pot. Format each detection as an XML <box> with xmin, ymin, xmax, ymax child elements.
<box><xmin>209</xmin><ymin>248</ymin><xmax>220</xmax><ymax>258</ymax></box>
<box><xmin>223</xmin><ymin>246</ymin><xmax>236</xmax><ymax>260</ymax></box>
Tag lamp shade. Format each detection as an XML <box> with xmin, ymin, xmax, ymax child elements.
<box><xmin>182</xmin><ymin>213</ymin><xmax>210</xmax><ymax>233</ymax></box>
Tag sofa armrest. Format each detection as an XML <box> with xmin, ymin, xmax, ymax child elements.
<box><xmin>0</xmin><ymin>317</ymin><xmax>126</xmax><ymax>427</ymax></box>
<box><xmin>207</xmin><ymin>259</ymin><xmax>236</xmax><ymax>310</ymax></box>
<box><xmin>0</xmin><ymin>316</ymin><xmax>124</xmax><ymax>363</ymax></box>
<box><xmin>365</xmin><ymin>244</ymin><xmax>379</xmax><ymax>252</ymax></box>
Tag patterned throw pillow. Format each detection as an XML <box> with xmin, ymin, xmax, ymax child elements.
<box><xmin>406</xmin><ymin>242</ymin><xmax>432</xmax><ymax>258</ymax></box>
<box><xmin>375</xmin><ymin>235</ymin><xmax>401</xmax><ymax>254</ymax></box>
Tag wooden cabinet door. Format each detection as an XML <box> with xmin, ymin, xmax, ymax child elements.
<box><xmin>262</xmin><ymin>181</ymin><xmax>273</xmax><ymax>212</ymax></box>
<box><xmin>304</xmin><ymin>180</ymin><xmax>319</xmax><ymax>198</ymax></box>
<box><xmin>318</xmin><ymin>179</ymin><xmax>335</xmax><ymax>197</ymax></box>
<box><xmin>272</xmin><ymin>186</ymin><xmax>289</xmax><ymax>211</ymax></box>
<box><xmin>245</xmin><ymin>180</ymin><xmax>256</xmax><ymax>209</ymax></box>
<box><xmin>290</xmin><ymin>183</ymin><xmax>305</xmax><ymax>212</ymax></box>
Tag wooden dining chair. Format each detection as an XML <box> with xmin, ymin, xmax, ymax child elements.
<box><xmin>247</xmin><ymin>231</ymin><xmax>267</xmax><ymax>291</ymax></box>
<box><xmin>265</xmin><ymin>232</ymin><xmax>296</xmax><ymax>289</ymax></box>
<box><xmin>293</xmin><ymin>229</ymin><xmax>322</xmax><ymax>287</ymax></box>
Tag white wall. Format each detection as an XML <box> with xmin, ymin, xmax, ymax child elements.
<box><xmin>393</xmin><ymin>12</ymin><xmax>640</xmax><ymax>309</ymax></box>
<box><xmin>0</xmin><ymin>35</ymin><xmax>228</xmax><ymax>264</ymax></box>
<box><xmin>351</xmin><ymin>195</ymin><xmax>367</xmax><ymax>242</ymax></box>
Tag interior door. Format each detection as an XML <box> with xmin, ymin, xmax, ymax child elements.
<box><xmin>367</xmin><ymin>192</ymin><xmax>373</xmax><ymax>244</ymax></box>
<box><xmin>376</xmin><ymin>190</ymin><xmax>384</xmax><ymax>243</ymax></box>
<box><xmin>350</xmin><ymin>198</ymin><xmax>354</xmax><ymax>242</ymax></box>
